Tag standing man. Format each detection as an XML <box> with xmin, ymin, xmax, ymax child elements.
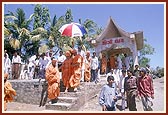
<box><xmin>134</xmin><ymin>65</ymin><xmax>140</xmax><ymax>79</ymax></box>
<box><xmin>90</xmin><ymin>52</ymin><xmax>99</xmax><ymax>83</ymax></box>
<box><xmin>61</xmin><ymin>51</ymin><xmax>72</xmax><ymax>92</ymax></box>
<box><xmin>84</xmin><ymin>51</ymin><xmax>91</xmax><ymax>82</ymax></box>
<box><xmin>45</xmin><ymin>59</ymin><xmax>60</xmax><ymax>104</ymax></box>
<box><xmin>69</xmin><ymin>49</ymin><xmax>83</xmax><ymax>92</ymax></box>
<box><xmin>123</xmin><ymin>54</ymin><xmax>130</xmax><ymax>70</ymax></box>
<box><xmin>107</xmin><ymin>69</ymin><xmax>119</xmax><ymax>88</ymax></box>
<box><xmin>120</xmin><ymin>70</ymin><xmax>127</xmax><ymax>111</ymax></box>
<box><xmin>101</xmin><ymin>53</ymin><xmax>107</xmax><ymax>75</ymax></box>
<box><xmin>57</xmin><ymin>50</ymin><xmax>66</xmax><ymax>72</ymax></box>
<box><xmin>116</xmin><ymin>54</ymin><xmax>122</xmax><ymax>84</ymax></box>
<box><xmin>109</xmin><ymin>54</ymin><xmax>116</xmax><ymax>70</ymax></box>
<box><xmin>125</xmin><ymin>70</ymin><xmax>138</xmax><ymax>111</ymax></box>
<box><xmin>138</xmin><ymin>68</ymin><xmax>154</xmax><ymax>111</ymax></box>
<box><xmin>77</xmin><ymin>46</ymin><xmax>86</xmax><ymax>82</ymax></box>
<box><xmin>28</xmin><ymin>53</ymin><xmax>39</xmax><ymax>79</ymax></box>
<box><xmin>12</xmin><ymin>51</ymin><xmax>21</xmax><ymax>79</ymax></box>
<box><xmin>39</xmin><ymin>53</ymin><xmax>50</xmax><ymax>79</ymax></box>
<box><xmin>4</xmin><ymin>53</ymin><xmax>11</xmax><ymax>76</ymax></box>
<box><xmin>99</xmin><ymin>75</ymin><xmax>118</xmax><ymax>111</ymax></box>
<box><xmin>45</xmin><ymin>50</ymin><xmax>53</xmax><ymax>69</ymax></box>
<box><xmin>116</xmin><ymin>54</ymin><xmax>122</xmax><ymax>70</ymax></box>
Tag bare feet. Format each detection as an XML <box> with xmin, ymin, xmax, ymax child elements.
<box><xmin>74</xmin><ymin>88</ymin><xmax>77</xmax><ymax>92</ymax></box>
<box><xmin>65</xmin><ymin>89</ymin><xmax>68</xmax><ymax>92</ymax></box>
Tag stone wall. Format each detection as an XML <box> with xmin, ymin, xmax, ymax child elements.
<box><xmin>9</xmin><ymin>79</ymin><xmax>45</xmax><ymax>105</ymax></box>
<box><xmin>8</xmin><ymin>76</ymin><xmax>107</xmax><ymax>109</ymax></box>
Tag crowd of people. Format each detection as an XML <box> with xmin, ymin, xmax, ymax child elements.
<box><xmin>4</xmin><ymin>47</ymin><xmax>154</xmax><ymax>111</ymax></box>
<box><xmin>99</xmin><ymin>63</ymin><xmax>154</xmax><ymax>111</ymax></box>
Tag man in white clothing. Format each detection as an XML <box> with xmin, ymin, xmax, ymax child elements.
<box><xmin>4</xmin><ymin>53</ymin><xmax>11</xmax><ymax>77</ymax></box>
<box><xmin>28</xmin><ymin>53</ymin><xmax>39</xmax><ymax>79</ymax></box>
<box><xmin>123</xmin><ymin>54</ymin><xmax>130</xmax><ymax>70</ymax></box>
<box><xmin>107</xmin><ymin>69</ymin><xmax>120</xmax><ymax>88</ymax></box>
<box><xmin>57</xmin><ymin>51</ymin><xmax>66</xmax><ymax>72</ymax></box>
<box><xmin>120</xmin><ymin>70</ymin><xmax>127</xmax><ymax>111</ymax></box>
<box><xmin>12</xmin><ymin>51</ymin><xmax>21</xmax><ymax>79</ymax></box>
<box><xmin>39</xmin><ymin>53</ymin><xmax>50</xmax><ymax>79</ymax></box>
<box><xmin>45</xmin><ymin>51</ymin><xmax>53</xmax><ymax>69</ymax></box>
<box><xmin>91</xmin><ymin>52</ymin><xmax>99</xmax><ymax>82</ymax></box>
<box><xmin>116</xmin><ymin>54</ymin><xmax>122</xmax><ymax>70</ymax></box>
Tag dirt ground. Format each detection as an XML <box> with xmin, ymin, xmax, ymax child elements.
<box><xmin>79</xmin><ymin>77</ymin><xmax>165</xmax><ymax>112</ymax></box>
<box><xmin>5</xmin><ymin>77</ymin><xmax>165</xmax><ymax>112</ymax></box>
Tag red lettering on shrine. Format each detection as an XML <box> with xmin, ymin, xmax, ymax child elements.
<box><xmin>114</xmin><ymin>38</ymin><xmax>124</xmax><ymax>43</ymax></box>
<box><xmin>102</xmin><ymin>39</ymin><xmax>112</xmax><ymax>45</ymax></box>
<box><xmin>102</xmin><ymin>38</ymin><xmax>124</xmax><ymax>45</ymax></box>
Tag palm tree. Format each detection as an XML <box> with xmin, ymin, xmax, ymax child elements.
<box><xmin>4</xmin><ymin>6</ymin><xmax>50</xmax><ymax>61</ymax></box>
<box><xmin>33</xmin><ymin>4</ymin><xmax>51</xmax><ymax>30</ymax></box>
<box><xmin>75</xmin><ymin>18</ymin><xmax>103</xmax><ymax>51</ymax></box>
<box><xmin>48</xmin><ymin>9</ymin><xmax>74</xmax><ymax>54</ymax></box>
<box><xmin>65</xmin><ymin>8</ymin><xmax>73</xmax><ymax>24</ymax></box>
<box><xmin>29</xmin><ymin>4</ymin><xmax>51</xmax><ymax>55</ymax></box>
<box><xmin>4</xmin><ymin>8</ymin><xmax>33</xmax><ymax>60</ymax></box>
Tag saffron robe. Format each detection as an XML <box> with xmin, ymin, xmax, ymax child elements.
<box><xmin>61</xmin><ymin>58</ymin><xmax>72</xmax><ymax>88</ymax></box>
<box><xmin>101</xmin><ymin>57</ymin><xmax>107</xmax><ymax>74</ymax></box>
<box><xmin>4</xmin><ymin>81</ymin><xmax>16</xmax><ymax>111</ymax></box>
<box><xmin>84</xmin><ymin>57</ymin><xmax>91</xmax><ymax>82</ymax></box>
<box><xmin>69</xmin><ymin>54</ymin><xmax>83</xmax><ymax>88</ymax></box>
<box><xmin>110</xmin><ymin>55</ymin><xmax>116</xmax><ymax>69</ymax></box>
<box><xmin>45</xmin><ymin>64</ymin><xmax>60</xmax><ymax>100</ymax></box>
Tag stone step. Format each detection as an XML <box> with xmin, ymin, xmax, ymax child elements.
<box><xmin>57</xmin><ymin>96</ymin><xmax>78</xmax><ymax>103</ymax></box>
<box><xmin>45</xmin><ymin>77</ymin><xmax>106</xmax><ymax>111</ymax></box>
<box><xmin>59</xmin><ymin>92</ymin><xmax>79</xmax><ymax>97</ymax></box>
<box><xmin>45</xmin><ymin>102</ymin><xmax>72</xmax><ymax>111</ymax></box>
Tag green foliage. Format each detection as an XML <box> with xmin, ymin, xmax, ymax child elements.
<box><xmin>152</xmin><ymin>66</ymin><xmax>164</xmax><ymax>77</ymax></box>
<box><xmin>83</xmin><ymin>19</ymin><xmax>99</xmax><ymax>37</ymax></box>
<box><xmin>139</xmin><ymin>44</ymin><xmax>155</xmax><ymax>56</ymax></box>
<box><xmin>139</xmin><ymin>57</ymin><xmax>150</xmax><ymax>67</ymax></box>
<box><xmin>33</xmin><ymin>4</ymin><xmax>51</xmax><ymax>29</ymax></box>
<box><xmin>4</xmin><ymin>5</ymin><xmax>103</xmax><ymax>62</ymax></box>
<box><xmin>139</xmin><ymin>38</ymin><xmax>155</xmax><ymax>67</ymax></box>
<box><xmin>65</xmin><ymin>9</ymin><xmax>73</xmax><ymax>24</ymax></box>
<box><xmin>156</xmin><ymin>66</ymin><xmax>164</xmax><ymax>77</ymax></box>
<box><xmin>15</xmin><ymin>8</ymin><xmax>26</xmax><ymax>28</ymax></box>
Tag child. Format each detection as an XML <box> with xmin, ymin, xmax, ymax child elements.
<box><xmin>99</xmin><ymin>75</ymin><xmax>118</xmax><ymax>111</ymax></box>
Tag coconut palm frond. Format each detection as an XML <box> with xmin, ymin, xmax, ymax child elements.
<box><xmin>36</xmin><ymin>27</ymin><xmax>47</xmax><ymax>33</ymax></box>
<box><xmin>20</xmin><ymin>28</ymin><xmax>30</xmax><ymax>36</ymax></box>
<box><xmin>31</xmin><ymin>27</ymin><xmax>47</xmax><ymax>35</ymax></box>
<box><xmin>82</xmin><ymin>45</ymin><xmax>87</xmax><ymax>52</ymax></box>
<box><xmin>27</xmin><ymin>14</ymin><xmax>34</xmax><ymax>22</ymax></box>
<box><xmin>30</xmin><ymin>34</ymin><xmax>41</xmax><ymax>41</ymax></box>
<box><xmin>49</xmin><ymin>35</ymin><xmax>54</xmax><ymax>40</ymax></box>
<box><xmin>4</xmin><ymin>15</ymin><xmax>17</xmax><ymax>20</ymax></box>
<box><xmin>18</xmin><ymin>28</ymin><xmax>31</xmax><ymax>43</ymax></box>
<box><xmin>51</xmin><ymin>15</ymin><xmax>57</xmax><ymax>27</ymax></box>
<box><xmin>38</xmin><ymin>45</ymin><xmax>49</xmax><ymax>54</ymax></box>
<box><xmin>57</xmin><ymin>15</ymin><xmax>66</xmax><ymax>28</ymax></box>
<box><xmin>9</xmin><ymin>39</ymin><xmax>20</xmax><ymax>49</ymax></box>
<box><xmin>4</xmin><ymin>27</ymin><xmax>11</xmax><ymax>37</ymax></box>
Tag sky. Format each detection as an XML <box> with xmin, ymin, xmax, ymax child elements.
<box><xmin>3</xmin><ymin>2</ymin><xmax>165</xmax><ymax>68</ymax></box>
